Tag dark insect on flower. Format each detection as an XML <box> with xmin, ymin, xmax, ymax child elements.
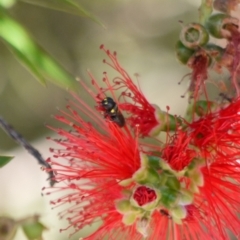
<box><xmin>101</xmin><ymin>97</ymin><xmax>125</xmax><ymax>127</ymax></box>
<box><xmin>160</xmin><ymin>209</ymin><xmax>172</xmax><ymax>219</ymax></box>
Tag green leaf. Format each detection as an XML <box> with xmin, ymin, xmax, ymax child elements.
<box><xmin>20</xmin><ymin>0</ymin><xmax>105</xmax><ymax>28</ymax></box>
<box><xmin>0</xmin><ymin>8</ymin><xmax>77</xmax><ymax>90</ymax></box>
<box><xmin>0</xmin><ymin>156</ymin><xmax>14</xmax><ymax>168</ymax></box>
<box><xmin>22</xmin><ymin>221</ymin><xmax>47</xmax><ymax>240</ymax></box>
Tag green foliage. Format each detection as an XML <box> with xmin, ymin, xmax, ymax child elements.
<box><xmin>0</xmin><ymin>8</ymin><xmax>78</xmax><ymax>89</ymax></box>
<box><xmin>20</xmin><ymin>0</ymin><xmax>104</xmax><ymax>27</ymax></box>
<box><xmin>0</xmin><ymin>156</ymin><xmax>14</xmax><ymax>168</ymax></box>
<box><xmin>0</xmin><ymin>0</ymin><xmax>104</xmax><ymax>90</ymax></box>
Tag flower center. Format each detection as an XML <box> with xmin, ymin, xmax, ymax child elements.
<box><xmin>133</xmin><ymin>186</ymin><xmax>157</xmax><ymax>206</ymax></box>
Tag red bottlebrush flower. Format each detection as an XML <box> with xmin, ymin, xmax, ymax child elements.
<box><xmin>45</xmin><ymin>96</ymin><xmax>240</xmax><ymax>240</ymax></box>
<box><xmin>178</xmin><ymin>98</ymin><xmax>240</xmax><ymax>239</ymax></box>
<box><xmin>149</xmin><ymin>153</ymin><xmax>240</xmax><ymax>240</ymax></box>
<box><xmin>161</xmin><ymin>128</ymin><xmax>198</xmax><ymax>171</ymax></box>
<box><xmin>148</xmin><ymin>206</ymin><xmax>216</xmax><ymax>240</ymax></box>
<box><xmin>132</xmin><ymin>186</ymin><xmax>157</xmax><ymax>207</ymax></box>
<box><xmin>193</xmin><ymin>158</ymin><xmax>240</xmax><ymax>239</ymax></box>
<box><xmin>45</xmin><ymin>46</ymin><xmax>240</xmax><ymax>240</ymax></box>
<box><xmin>189</xmin><ymin>97</ymin><xmax>240</xmax><ymax>158</ymax></box>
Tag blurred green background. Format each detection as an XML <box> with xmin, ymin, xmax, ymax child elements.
<box><xmin>0</xmin><ymin>0</ymin><xmax>200</xmax><ymax>239</ymax></box>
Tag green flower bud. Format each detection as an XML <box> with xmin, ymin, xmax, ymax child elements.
<box><xmin>175</xmin><ymin>40</ymin><xmax>195</xmax><ymax>64</ymax></box>
<box><xmin>139</xmin><ymin>153</ymin><xmax>149</xmax><ymax>168</ymax></box>
<box><xmin>160</xmin><ymin>187</ymin><xmax>178</xmax><ymax>208</ymax></box>
<box><xmin>178</xmin><ymin>190</ymin><xmax>194</xmax><ymax>206</ymax></box>
<box><xmin>170</xmin><ymin>206</ymin><xmax>187</xmax><ymax>220</ymax></box>
<box><xmin>165</xmin><ymin>175</ymin><xmax>181</xmax><ymax>191</ymax></box>
<box><xmin>189</xmin><ymin>181</ymin><xmax>200</xmax><ymax>194</ymax></box>
<box><xmin>180</xmin><ymin>23</ymin><xmax>209</xmax><ymax>49</ymax></box>
<box><xmin>205</xmin><ymin>13</ymin><xmax>239</xmax><ymax>38</ymax></box>
<box><xmin>149</xmin><ymin>105</ymin><xmax>182</xmax><ymax>136</ymax></box>
<box><xmin>119</xmin><ymin>178</ymin><xmax>133</xmax><ymax>187</ymax></box>
<box><xmin>172</xmin><ymin>216</ymin><xmax>183</xmax><ymax>225</ymax></box>
<box><xmin>187</xmin><ymin>158</ymin><xmax>205</xmax><ymax>171</ymax></box>
<box><xmin>122</xmin><ymin>212</ymin><xmax>139</xmax><ymax>226</ymax></box>
<box><xmin>115</xmin><ymin>199</ymin><xmax>132</xmax><ymax>214</ymax></box>
<box><xmin>147</xmin><ymin>155</ymin><xmax>161</xmax><ymax>170</ymax></box>
<box><xmin>190</xmin><ymin>169</ymin><xmax>204</xmax><ymax>187</ymax></box>
<box><xmin>132</xmin><ymin>167</ymin><xmax>160</xmax><ymax>185</ymax></box>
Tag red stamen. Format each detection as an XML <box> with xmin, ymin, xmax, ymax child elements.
<box><xmin>133</xmin><ymin>186</ymin><xmax>157</xmax><ymax>206</ymax></box>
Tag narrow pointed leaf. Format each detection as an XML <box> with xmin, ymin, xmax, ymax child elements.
<box><xmin>0</xmin><ymin>8</ymin><xmax>77</xmax><ymax>89</ymax></box>
<box><xmin>20</xmin><ymin>0</ymin><xmax>104</xmax><ymax>27</ymax></box>
<box><xmin>0</xmin><ymin>156</ymin><xmax>14</xmax><ymax>168</ymax></box>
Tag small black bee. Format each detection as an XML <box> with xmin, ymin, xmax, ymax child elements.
<box><xmin>101</xmin><ymin>97</ymin><xmax>125</xmax><ymax>127</ymax></box>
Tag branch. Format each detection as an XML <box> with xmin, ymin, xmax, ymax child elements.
<box><xmin>0</xmin><ymin>116</ymin><xmax>56</xmax><ymax>186</ymax></box>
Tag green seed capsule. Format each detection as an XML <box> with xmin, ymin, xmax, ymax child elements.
<box><xmin>179</xmin><ymin>23</ymin><xmax>209</xmax><ymax>49</ymax></box>
<box><xmin>175</xmin><ymin>41</ymin><xmax>195</xmax><ymax>65</ymax></box>
<box><xmin>205</xmin><ymin>13</ymin><xmax>239</xmax><ymax>39</ymax></box>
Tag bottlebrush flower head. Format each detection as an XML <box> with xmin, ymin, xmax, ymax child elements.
<box><xmin>44</xmin><ymin>46</ymin><xmax>240</xmax><ymax>240</ymax></box>
<box><xmin>194</xmin><ymin>155</ymin><xmax>240</xmax><ymax>239</ymax></box>
<box><xmin>45</xmin><ymin>99</ymin><xmax>240</xmax><ymax>239</ymax></box>
<box><xmin>189</xmin><ymin>97</ymin><xmax>240</xmax><ymax>158</ymax></box>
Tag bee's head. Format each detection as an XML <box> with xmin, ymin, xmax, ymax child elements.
<box><xmin>101</xmin><ymin>97</ymin><xmax>116</xmax><ymax>111</ymax></box>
